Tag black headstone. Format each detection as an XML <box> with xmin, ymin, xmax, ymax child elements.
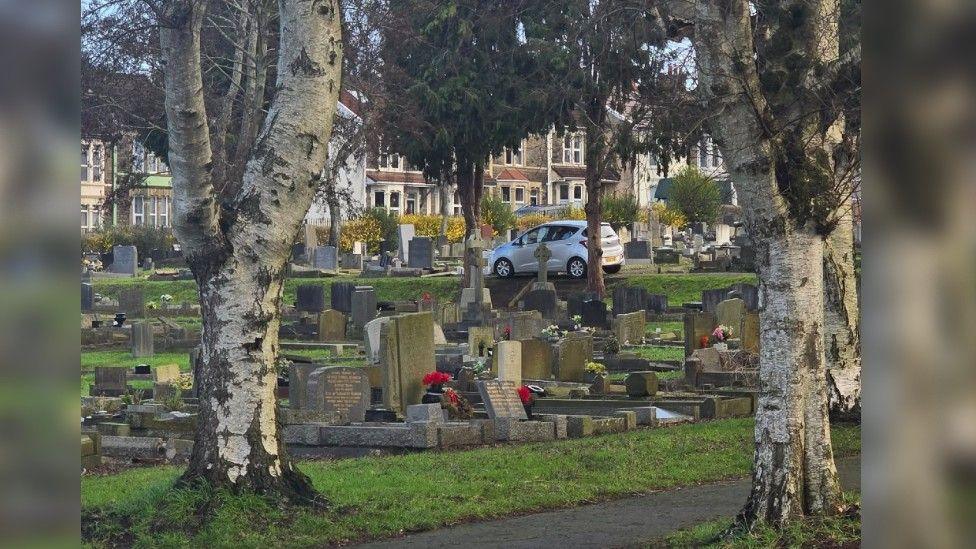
<box><xmin>407</xmin><ymin>237</ymin><xmax>433</xmax><ymax>269</ymax></box>
<box><xmin>291</xmin><ymin>243</ymin><xmax>307</xmax><ymax>262</ymax></box>
<box><xmin>623</xmin><ymin>240</ymin><xmax>652</xmax><ymax>259</ymax></box>
<box><xmin>646</xmin><ymin>294</ymin><xmax>668</xmax><ymax>314</ymax></box>
<box><xmin>568</xmin><ymin>292</ymin><xmax>599</xmax><ymax>318</ymax></box>
<box><xmin>296</xmin><ymin>284</ymin><xmax>326</xmax><ymax>312</ymax></box>
<box><xmin>730</xmin><ymin>283</ymin><xmax>759</xmax><ymax>311</ymax></box>
<box><xmin>523</xmin><ymin>289</ymin><xmax>558</xmax><ymax>318</ymax></box>
<box><xmin>82</xmin><ymin>282</ymin><xmax>94</xmax><ymax>311</ymax></box>
<box><xmin>611</xmin><ymin>286</ymin><xmax>649</xmax><ymax>317</ymax></box>
<box><xmin>331</xmin><ymin>282</ymin><xmax>371</xmax><ymax>313</ymax></box>
<box><xmin>581</xmin><ymin>299</ymin><xmax>609</xmax><ymax>329</ymax></box>
<box><xmin>701</xmin><ymin>288</ymin><xmax>730</xmax><ymax>313</ymax></box>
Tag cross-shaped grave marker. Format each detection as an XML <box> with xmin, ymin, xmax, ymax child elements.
<box><xmin>534</xmin><ymin>243</ymin><xmax>551</xmax><ymax>286</ymax></box>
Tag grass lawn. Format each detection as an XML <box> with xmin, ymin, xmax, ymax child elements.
<box><xmin>81</xmin><ymin>419</ymin><xmax>860</xmax><ymax>548</ymax></box>
<box><xmin>622</xmin><ymin>273</ymin><xmax>757</xmax><ymax>306</ymax></box>
<box><xmin>630</xmin><ymin>345</ymin><xmax>685</xmax><ymax>362</ymax></box>
<box><xmin>662</xmin><ymin>492</ymin><xmax>861</xmax><ymax>547</ymax></box>
<box><xmin>646</xmin><ymin>320</ymin><xmax>683</xmax><ymax>337</ymax></box>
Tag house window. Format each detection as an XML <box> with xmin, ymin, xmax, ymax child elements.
<box><xmin>81</xmin><ymin>205</ymin><xmax>90</xmax><ymax>229</ymax></box>
<box><xmin>563</xmin><ymin>133</ymin><xmax>583</xmax><ymax>164</ymax></box>
<box><xmin>147</xmin><ymin>197</ymin><xmax>158</xmax><ymax>227</ymax></box>
<box><xmin>132</xmin><ymin>196</ymin><xmax>145</xmax><ymax>225</ymax></box>
<box><xmin>374</xmin><ymin>191</ymin><xmax>385</xmax><ymax>207</ymax></box>
<box><xmin>559</xmin><ymin>184</ymin><xmax>569</xmax><ymax>201</ymax></box>
<box><xmin>389</xmin><ymin>191</ymin><xmax>400</xmax><ymax>214</ymax></box>
<box><xmin>504</xmin><ymin>142</ymin><xmax>523</xmax><ymax>165</ymax></box>
<box><xmin>92</xmin><ymin>144</ymin><xmax>103</xmax><ymax>182</ymax></box>
<box><xmin>530</xmin><ymin>189</ymin><xmax>539</xmax><ymax>206</ymax></box>
<box><xmin>514</xmin><ymin>187</ymin><xmax>525</xmax><ymax>204</ymax></box>
<box><xmin>378</xmin><ymin>151</ymin><xmax>401</xmax><ymax>170</ymax></box>
<box><xmin>501</xmin><ymin>186</ymin><xmax>511</xmax><ymax>203</ymax></box>
<box><xmin>406</xmin><ymin>193</ymin><xmax>417</xmax><ymax>214</ymax></box>
<box><xmin>573</xmin><ymin>185</ymin><xmax>582</xmax><ymax>200</ymax></box>
<box><xmin>160</xmin><ymin>197</ymin><xmax>170</xmax><ymax>228</ymax></box>
<box><xmin>81</xmin><ymin>144</ymin><xmax>90</xmax><ymax>182</ymax></box>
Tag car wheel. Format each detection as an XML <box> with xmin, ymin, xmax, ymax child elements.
<box><xmin>603</xmin><ymin>264</ymin><xmax>622</xmax><ymax>274</ymax></box>
<box><xmin>567</xmin><ymin>257</ymin><xmax>587</xmax><ymax>279</ymax></box>
<box><xmin>494</xmin><ymin>258</ymin><xmax>514</xmax><ymax>278</ymax></box>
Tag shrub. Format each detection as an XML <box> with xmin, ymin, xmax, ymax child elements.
<box><xmin>652</xmin><ymin>202</ymin><xmax>688</xmax><ymax>229</ymax></box>
<box><xmin>601</xmin><ymin>194</ymin><xmax>641</xmax><ymax>229</ymax></box>
<box><xmin>81</xmin><ymin>226</ymin><xmax>176</xmax><ymax>257</ymax></box>
<box><xmin>668</xmin><ymin>167</ymin><xmax>722</xmax><ymax>225</ymax></box>
<box><xmin>339</xmin><ymin>215</ymin><xmax>382</xmax><ymax>254</ymax></box>
<box><xmin>399</xmin><ymin>214</ymin><xmax>466</xmax><ymax>243</ymax></box>
<box><xmin>516</xmin><ymin>213</ymin><xmax>554</xmax><ymax>231</ymax></box>
<box><xmin>480</xmin><ymin>195</ymin><xmax>516</xmax><ymax>235</ymax></box>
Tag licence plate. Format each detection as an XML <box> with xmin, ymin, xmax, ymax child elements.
<box><xmin>604</xmin><ymin>255</ymin><xmax>619</xmax><ymax>264</ymax></box>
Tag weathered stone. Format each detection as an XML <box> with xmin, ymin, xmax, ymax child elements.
<box><xmin>296</xmin><ymin>284</ymin><xmax>326</xmax><ymax>312</ymax></box>
<box><xmin>318</xmin><ymin>309</ymin><xmax>347</xmax><ymax>341</ymax></box>
<box><xmin>311</xmin><ymin>246</ymin><xmax>339</xmax><ymax>270</ymax></box>
<box><xmin>407</xmin><ymin>237</ymin><xmax>433</xmax><ymax>269</ymax></box>
<box><xmin>624</xmin><ymin>240</ymin><xmax>652</xmax><ymax>259</ymax></box>
<box><xmin>566</xmin><ymin>415</ymin><xmax>594</xmax><ymax>438</ymax></box>
<box><xmin>684</xmin><ymin>311</ymin><xmax>717</xmax><ymax>356</ymax></box>
<box><xmin>495</xmin><ymin>340</ymin><xmax>522</xmax><ymax>384</ymax></box>
<box><xmin>92</xmin><ymin>367</ymin><xmax>126</xmax><ymax>396</ymax></box>
<box><xmin>612</xmin><ymin>310</ymin><xmax>646</xmax><ymax>345</ymax></box>
<box><xmin>715</xmin><ymin>298</ymin><xmax>746</xmax><ymax>338</ymax></box>
<box><xmin>405</xmin><ymin>403</ymin><xmax>445</xmax><ymax>424</ymax></box>
<box><xmin>130</xmin><ymin>321</ymin><xmax>154</xmax><ymax>357</ymax></box>
<box><xmin>306</xmin><ymin>366</ymin><xmax>371</xmax><ymax>423</ymax></box>
<box><xmin>118</xmin><ymin>288</ymin><xmax>145</xmax><ymax>317</ymax></box>
<box><xmin>520</xmin><ymin>339</ymin><xmax>553</xmax><ymax>380</ymax></box>
<box><xmin>741</xmin><ymin>311</ymin><xmax>760</xmax><ymax>353</ymax></box>
<box><xmin>459</xmin><ymin>287</ymin><xmax>492</xmax><ymax>311</ymax></box>
<box><xmin>467</xmin><ymin>326</ymin><xmax>494</xmax><ymax>358</ymax></box>
<box><xmin>82</xmin><ymin>282</ymin><xmax>94</xmax><ymax>311</ymax></box>
<box><xmin>581</xmin><ymin>300</ymin><xmax>608</xmax><ymax>328</ymax></box>
<box><xmin>288</xmin><ymin>363</ymin><xmax>321</xmax><ymax>410</ymax></box>
<box><xmin>153</xmin><ymin>363</ymin><xmax>180</xmax><ymax>384</ymax></box>
<box><xmin>612</xmin><ymin>410</ymin><xmax>638</xmax><ymax>430</ymax></box>
<box><xmin>380</xmin><ymin>312</ymin><xmax>436</xmax><ymax>415</ymax></box>
<box><xmin>701</xmin><ymin>288</ymin><xmax>730</xmax><ymax>313</ymax></box>
<box><xmin>363</xmin><ymin>316</ymin><xmax>393</xmax><ymax>364</ymax></box>
<box><xmin>625</xmin><ymin>371</ymin><xmax>659</xmax><ymax>397</ymax></box>
<box><xmin>476</xmin><ymin>380</ymin><xmax>528</xmax><ymax>419</ymax></box>
<box><xmin>111</xmin><ymin>245</ymin><xmax>138</xmax><ymax>275</ymax></box>
<box><xmin>555</xmin><ymin>334</ymin><xmax>592</xmax><ymax>382</ymax></box>
<box><xmin>350</xmin><ymin>288</ymin><xmax>377</xmax><ymax>328</ymax></box>
<box><xmin>691</xmin><ymin>347</ymin><xmax>721</xmax><ymax>370</ymax></box>
<box><xmin>397</xmin><ymin>224</ymin><xmax>416</xmax><ymax>262</ymax></box>
<box><xmin>523</xmin><ymin>289</ymin><xmax>558</xmax><ymax>319</ymax></box>
<box><xmin>96</xmin><ymin>422</ymin><xmax>130</xmax><ymax>437</ymax></box>
<box><xmin>589</xmin><ymin>375</ymin><xmax>608</xmax><ymax>395</ymax></box>
<box><xmin>634</xmin><ymin>406</ymin><xmax>658</xmax><ymax>426</ymax></box>
<box><xmin>494</xmin><ymin>418</ymin><xmax>555</xmax><ymax>442</ymax></box>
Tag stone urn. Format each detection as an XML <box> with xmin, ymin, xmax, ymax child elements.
<box><xmin>422</xmin><ymin>384</ymin><xmax>444</xmax><ymax>404</ymax></box>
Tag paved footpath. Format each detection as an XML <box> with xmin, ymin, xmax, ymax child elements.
<box><xmin>352</xmin><ymin>457</ymin><xmax>860</xmax><ymax>549</ymax></box>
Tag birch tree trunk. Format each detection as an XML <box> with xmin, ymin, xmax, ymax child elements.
<box><xmin>823</xmin><ymin>198</ymin><xmax>861</xmax><ymax>419</ymax></box>
<box><xmin>160</xmin><ymin>0</ymin><xmax>342</xmax><ymax>499</ymax></box>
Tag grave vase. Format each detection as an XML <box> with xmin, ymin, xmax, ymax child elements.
<box><xmin>421</xmin><ymin>384</ymin><xmax>444</xmax><ymax>404</ymax></box>
<box><xmin>713</xmin><ymin>342</ymin><xmax>728</xmax><ymax>352</ymax></box>
<box><xmin>523</xmin><ymin>403</ymin><xmax>534</xmax><ymax>420</ymax></box>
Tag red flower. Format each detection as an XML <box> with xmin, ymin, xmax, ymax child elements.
<box><xmin>423</xmin><ymin>371</ymin><xmax>452</xmax><ymax>386</ymax></box>
<box><xmin>517</xmin><ymin>385</ymin><xmax>534</xmax><ymax>405</ymax></box>
<box><xmin>444</xmin><ymin>388</ymin><xmax>461</xmax><ymax>405</ymax></box>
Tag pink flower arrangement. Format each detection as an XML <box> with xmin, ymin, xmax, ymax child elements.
<box><xmin>712</xmin><ymin>325</ymin><xmax>733</xmax><ymax>342</ymax></box>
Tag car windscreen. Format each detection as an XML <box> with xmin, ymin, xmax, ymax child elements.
<box><xmin>580</xmin><ymin>226</ymin><xmax>616</xmax><ymax>239</ymax></box>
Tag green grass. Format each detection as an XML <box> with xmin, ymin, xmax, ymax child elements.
<box><xmin>82</xmin><ymin>419</ymin><xmax>860</xmax><ymax>548</ymax></box>
<box><xmin>607</xmin><ymin>369</ymin><xmax>683</xmax><ymax>383</ymax></box>
<box><xmin>630</xmin><ymin>346</ymin><xmax>685</xmax><ymax>362</ymax></box>
<box><xmin>93</xmin><ymin>276</ymin><xmax>461</xmax><ymax>307</ymax></box>
<box><xmin>662</xmin><ymin>492</ymin><xmax>861</xmax><ymax>547</ymax></box>
<box><xmin>622</xmin><ymin>273</ymin><xmax>757</xmax><ymax>306</ymax></box>
<box><xmin>646</xmin><ymin>321</ymin><xmax>683</xmax><ymax>336</ymax></box>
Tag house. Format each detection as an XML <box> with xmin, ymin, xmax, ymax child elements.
<box><xmin>305</xmin><ymin>90</ymin><xmax>368</xmax><ymax>223</ymax></box>
<box><xmin>633</xmin><ymin>135</ymin><xmax>737</xmax><ymax>208</ymax></box>
<box><xmin>81</xmin><ymin>139</ymin><xmax>110</xmax><ymax>231</ymax></box>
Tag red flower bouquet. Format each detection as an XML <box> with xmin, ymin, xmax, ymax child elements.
<box><xmin>517</xmin><ymin>385</ymin><xmax>534</xmax><ymax>405</ymax></box>
<box><xmin>422</xmin><ymin>371</ymin><xmax>452</xmax><ymax>386</ymax></box>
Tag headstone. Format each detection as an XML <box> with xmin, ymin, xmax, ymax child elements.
<box><xmin>82</xmin><ymin>282</ymin><xmax>94</xmax><ymax>311</ymax></box>
<box><xmin>433</xmin><ymin>323</ymin><xmax>447</xmax><ymax>345</ymax></box>
<box><xmin>352</xmin><ymin>241</ymin><xmax>366</xmax><ymax>255</ymax></box>
<box><xmin>646</xmin><ymin>294</ymin><xmax>668</xmax><ymax>314</ymax></box>
<box><xmin>691</xmin><ymin>347</ymin><xmax>722</xmax><ymax>370</ymax></box>
<box><xmin>463</xmin><ymin>235</ymin><xmax>491</xmax><ymax>323</ymax></box>
<box><xmin>625</xmin><ymin>371</ymin><xmax>659</xmax><ymax>397</ymax></box>
<box><xmin>476</xmin><ymin>380</ymin><xmax>528</xmax><ymax>420</ymax></box>
<box><xmin>340</xmin><ymin>253</ymin><xmax>364</xmax><ymax>270</ymax></box>
<box><xmin>153</xmin><ymin>363</ymin><xmax>181</xmax><ymax>384</ymax></box>
<box><xmin>131</xmin><ymin>321</ymin><xmax>154</xmax><ymax>357</ymax></box>
<box><xmin>459</xmin><ymin>288</ymin><xmax>492</xmax><ymax>311</ymax></box>
<box><xmin>495</xmin><ymin>340</ymin><xmax>522</xmax><ymax>384</ymax></box>
<box><xmin>611</xmin><ymin>286</ymin><xmax>649</xmax><ymax>316</ymax></box>
<box><xmin>363</xmin><ymin>316</ymin><xmax>392</xmax><ymax>364</ymax></box>
<box><xmin>288</xmin><ymin>363</ymin><xmax>321</xmax><ymax>409</ymax></box>
<box><xmin>397</xmin><ymin>224</ymin><xmax>416</xmax><ymax>262</ymax></box>
<box><xmin>612</xmin><ymin>310</ymin><xmax>646</xmax><ymax>345</ymax></box>
<box><xmin>380</xmin><ymin>312</ymin><xmax>436</xmax><ymax>415</ymax></box>
<box><xmin>317</xmin><ymin>309</ymin><xmax>346</xmax><ymax>341</ymax></box>
<box><xmin>296</xmin><ymin>284</ymin><xmax>326</xmax><ymax>312</ymax></box>
<box><xmin>523</xmin><ymin>289</ymin><xmax>557</xmax><ymax>319</ymax></box>
<box><xmin>741</xmin><ymin>311</ymin><xmax>760</xmax><ymax>353</ymax></box>
<box><xmin>407</xmin><ymin>237</ymin><xmax>433</xmax><ymax>269</ymax></box>
<box><xmin>92</xmin><ymin>367</ymin><xmax>126</xmax><ymax>396</ymax></box>
<box><xmin>532</xmin><ymin>243</ymin><xmax>553</xmax><ymax>290</ymax></box>
<box><xmin>715</xmin><ymin>298</ymin><xmax>747</xmax><ymax>339</ymax></box>
<box><xmin>684</xmin><ymin>311</ymin><xmax>717</xmax><ymax>356</ymax></box>
<box><xmin>556</xmin><ymin>334</ymin><xmax>593</xmax><ymax>382</ymax></box>
<box><xmin>436</xmin><ymin>302</ymin><xmax>461</xmax><ymax>326</ymax></box>
<box><xmin>589</xmin><ymin>375</ymin><xmax>608</xmax><ymax>395</ymax></box>
<box><xmin>306</xmin><ymin>366</ymin><xmax>371</xmax><ymax>422</ymax></box>
<box><xmin>468</xmin><ymin>326</ymin><xmax>494</xmax><ymax>358</ymax></box>
<box><xmin>111</xmin><ymin>245</ymin><xmax>138</xmax><ymax>275</ymax></box>
<box><xmin>730</xmin><ymin>283</ymin><xmax>760</xmax><ymax>311</ymax></box>
<box><xmin>520</xmin><ymin>339</ymin><xmax>553</xmax><ymax>380</ymax></box>
<box><xmin>701</xmin><ymin>288</ymin><xmax>730</xmax><ymax>313</ymax></box>
<box><xmin>581</xmin><ymin>300</ymin><xmax>609</xmax><ymax>329</ymax></box>
<box><xmin>118</xmin><ymin>289</ymin><xmax>146</xmax><ymax>317</ymax></box>
<box><xmin>623</xmin><ymin>240</ymin><xmax>651</xmax><ymax>260</ymax></box>
<box><xmin>653</xmin><ymin>247</ymin><xmax>680</xmax><ymax>264</ymax></box>
<box><xmin>350</xmin><ymin>288</ymin><xmax>377</xmax><ymax>328</ymax></box>
<box><xmin>567</xmin><ymin>292</ymin><xmax>599</xmax><ymax>318</ymax></box>
<box><xmin>291</xmin><ymin>243</ymin><xmax>307</xmax><ymax>263</ymax></box>
<box><xmin>330</xmin><ymin>282</ymin><xmax>360</xmax><ymax>313</ymax></box>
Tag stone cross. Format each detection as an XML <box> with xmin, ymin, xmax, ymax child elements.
<box><xmin>466</xmin><ymin>235</ymin><xmax>487</xmax><ymax>304</ymax></box>
<box><xmin>534</xmin><ymin>243</ymin><xmax>551</xmax><ymax>286</ymax></box>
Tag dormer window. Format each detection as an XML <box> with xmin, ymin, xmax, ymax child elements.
<box><xmin>504</xmin><ymin>141</ymin><xmax>524</xmax><ymax>165</ymax></box>
<box><xmin>562</xmin><ymin>133</ymin><xmax>583</xmax><ymax>164</ymax></box>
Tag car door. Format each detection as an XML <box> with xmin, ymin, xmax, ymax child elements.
<box><xmin>513</xmin><ymin>226</ymin><xmax>548</xmax><ymax>270</ymax></box>
<box><xmin>541</xmin><ymin>225</ymin><xmax>578</xmax><ymax>270</ymax></box>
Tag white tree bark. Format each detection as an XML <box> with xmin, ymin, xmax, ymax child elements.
<box><xmin>824</xmin><ymin>197</ymin><xmax>861</xmax><ymax>418</ymax></box>
<box><xmin>160</xmin><ymin>0</ymin><xmax>342</xmax><ymax>498</ymax></box>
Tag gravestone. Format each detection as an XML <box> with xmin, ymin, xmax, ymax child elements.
<box><xmin>523</xmin><ymin>289</ymin><xmax>557</xmax><ymax>319</ymax></box>
<box><xmin>296</xmin><ymin>284</ymin><xmax>326</xmax><ymax>312</ymax></box>
<box><xmin>340</xmin><ymin>253</ymin><xmax>364</xmax><ymax>270</ymax></box>
<box><xmin>476</xmin><ymin>380</ymin><xmax>528</xmax><ymax>420</ymax></box>
<box><xmin>567</xmin><ymin>292</ymin><xmax>599</xmax><ymax>318</ymax></box>
<box><xmin>625</xmin><ymin>371</ymin><xmax>659</xmax><ymax>397</ymax></box>
<box><xmin>407</xmin><ymin>237</ymin><xmax>433</xmax><ymax>269</ymax></box>
<box><xmin>730</xmin><ymin>283</ymin><xmax>760</xmax><ymax>311</ymax></box>
<box><xmin>581</xmin><ymin>300</ymin><xmax>609</xmax><ymax>329</ymax></box>
<box><xmin>495</xmin><ymin>340</ymin><xmax>522</xmax><ymax>384</ymax></box>
<box><xmin>82</xmin><ymin>282</ymin><xmax>94</xmax><ymax>311</ymax></box>
<box><xmin>701</xmin><ymin>288</ymin><xmax>730</xmax><ymax>313</ymax></box>
<box><xmin>556</xmin><ymin>334</ymin><xmax>593</xmax><ymax>382</ymax></box>
<box><xmin>397</xmin><ymin>224</ymin><xmax>416</xmax><ymax>262</ymax></box>
<box><xmin>462</xmin><ymin>235</ymin><xmax>491</xmax><ymax>323</ymax></box>
<box><xmin>351</xmin><ymin>288</ymin><xmax>377</xmax><ymax>329</ymax></box>
<box><xmin>306</xmin><ymin>367</ymin><xmax>371</xmax><ymax>422</ymax></box>
<box><xmin>646</xmin><ymin>294</ymin><xmax>668</xmax><ymax>314</ymax></box>
<box><xmin>611</xmin><ymin>286</ymin><xmax>649</xmax><ymax>316</ymax></box>
<box><xmin>318</xmin><ymin>309</ymin><xmax>347</xmax><ymax>341</ymax></box>
<box><xmin>131</xmin><ymin>321</ymin><xmax>154</xmax><ymax>358</ymax></box>
<box><xmin>363</xmin><ymin>316</ymin><xmax>392</xmax><ymax>364</ymax></box>
<box><xmin>380</xmin><ymin>312</ymin><xmax>435</xmax><ymax>415</ymax></box>
<box><xmin>118</xmin><ymin>289</ymin><xmax>146</xmax><ymax>318</ymax></box>
<box><xmin>436</xmin><ymin>302</ymin><xmax>460</xmax><ymax>326</ymax></box>
<box><xmin>468</xmin><ymin>326</ymin><xmax>494</xmax><ymax>358</ymax></box>
<box><xmin>92</xmin><ymin>367</ymin><xmax>126</xmax><ymax>396</ymax></box>
<box><xmin>288</xmin><ymin>363</ymin><xmax>322</xmax><ymax>409</ymax></box>
<box><xmin>330</xmin><ymin>282</ymin><xmax>361</xmax><ymax>313</ymax></box>
<box><xmin>433</xmin><ymin>323</ymin><xmax>447</xmax><ymax>345</ymax></box>
<box><xmin>352</xmin><ymin>241</ymin><xmax>366</xmax><ymax>255</ymax></box>
<box><xmin>654</xmin><ymin>247</ymin><xmax>680</xmax><ymax>264</ymax></box>
<box><xmin>623</xmin><ymin>240</ymin><xmax>652</xmax><ymax>260</ymax></box>
<box><xmin>153</xmin><ymin>363</ymin><xmax>181</xmax><ymax>384</ymax></box>
<box><xmin>291</xmin><ymin>243</ymin><xmax>307</xmax><ymax>263</ymax></box>
<box><xmin>497</xmin><ymin>311</ymin><xmax>545</xmax><ymax>341</ymax></box>
<box><xmin>111</xmin><ymin>245</ymin><xmax>138</xmax><ymax>275</ymax></box>
<box><xmin>520</xmin><ymin>339</ymin><xmax>553</xmax><ymax>380</ymax></box>
<box><xmin>715</xmin><ymin>298</ymin><xmax>747</xmax><ymax>339</ymax></box>
<box><xmin>741</xmin><ymin>311</ymin><xmax>760</xmax><ymax>353</ymax></box>
<box><xmin>532</xmin><ymin>243</ymin><xmax>554</xmax><ymax>291</ymax></box>
<box><xmin>612</xmin><ymin>310</ymin><xmax>646</xmax><ymax>345</ymax></box>
<box><xmin>684</xmin><ymin>311</ymin><xmax>717</xmax><ymax>357</ymax></box>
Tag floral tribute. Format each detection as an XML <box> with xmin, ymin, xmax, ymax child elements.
<box><xmin>517</xmin><ymin>385</ymin><xmax>535</xmax><ymax>406</ymax></box>
<box><xmin>442</xmin><ymin>387</ymin><xmax>473</xmax><ymax>419</ymax></box>
<box><xmin>422</xmin><ymin>371</ymin><xmax>452</xmax><ymax>386</ymax></box>
<box><xmin>712</xmin><ymin>325</ymin><xmax>733</xmax><ymax>342</ymax></box>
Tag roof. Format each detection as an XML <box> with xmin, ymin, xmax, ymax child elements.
<box><xmin>654</xmin><ymin>178</ymin><xmax>673</xmax><ymax>200</ymax></box>
<box><xmin>365</xmin><ymin>170</ymin><xmax>430</xmax><ymax>185</ymax></box>
<box><xmin>493</xmin><ymin>167</ymin><xmax>530</xmax><ymax>182</ymax></box>
<box><xmin>553</xmin><ymin>165</ymin><xmax>620</xmax><ymax>181</ymax></box>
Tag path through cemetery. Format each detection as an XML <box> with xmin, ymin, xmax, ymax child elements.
<box><xmin>352</xmin><ymin>457</ymin><xmax>860</xmax><ymax>548</ymax></box>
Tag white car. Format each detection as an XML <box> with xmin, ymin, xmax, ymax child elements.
<box><xmin>489</xmin><ymin>220</ymin><xmax>624</xmax><ymax>279</ymax></box>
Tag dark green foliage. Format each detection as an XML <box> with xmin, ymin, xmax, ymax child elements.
<box><xmin>480</xmin><ymin>195</ymin><xmax>516</xmax><ymax>233</ymax></box>
<box><xmin>668</xmin><ymin>167</ymin><xmax>722</xmax><ymax>225</ymax></box>
<box><xmin>364</xmin><ymin>207</ymin><xmax>400</xmax><ymax>248</ymax></box>
<box><xmin>601</xmin><ymin>194</ymin><xmax>641</xmax><ymax>229</ymax></box>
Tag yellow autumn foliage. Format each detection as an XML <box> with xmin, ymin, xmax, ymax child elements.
<box><xmin>339</xmin><ymin>216</ymin><xmax>383</xmax><ymax>253</ymax></box>
<box><xmin>652</xmin><ymin>202</ymin><xmax>688</xmax><ymax>229</ymax></box>
<box><xmin>397</xmin><ymin>214</ymin><xmax>466</xmax><ymax>243</ymax></box>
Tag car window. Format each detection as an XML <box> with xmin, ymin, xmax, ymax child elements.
<box><xmin>523</xmin><ymin>227</ymin><xmax>547</xmax><ymax>245</ymax></box>
<box><xmin>543</xmin><ymin>226</ymin><xmax>576</xmax><ymax>242</ymax></box>
<box><xmin>580</xmin><ymin>226</ymin><xmax>616</xmax><ymax>238</ymax></box>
